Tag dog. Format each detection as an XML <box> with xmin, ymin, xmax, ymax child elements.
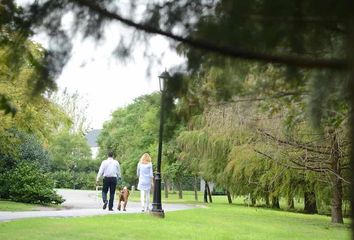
<box><xmin>117</xmin><ymin>186</ymin><xmax>130</xmax><ymax>211</ymax></box>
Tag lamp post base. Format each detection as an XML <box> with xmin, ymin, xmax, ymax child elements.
<box><xmin>150</xmin><ymin>209</ymin><xmax>165</xmax><ymax>218</ymax></box>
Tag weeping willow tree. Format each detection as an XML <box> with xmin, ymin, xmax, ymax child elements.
<box><xmin>177</xmin><ymin>95</ymin><xmax>349</xmax><ymax>223</ymax></box>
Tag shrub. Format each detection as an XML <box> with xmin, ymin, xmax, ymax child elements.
<box><xmin>1</xmin><ymin>163</ymin><xmax>64</xmax><ymax>204</ymax></box>
<box><xmin>75</xmin><ymin>172</ymin><xmax>97</xmax><ymax>190</ymax></box>
<box><xmin>51</xmin><ymin>171</ymin><xmax>74</xmax><ymax>189</ymax></box>
<box><xmin>0</xmin><ymin>129</ymin><xmax>52</xmax><ymax>172</ymax></box>
<box><xmin>51</xmin><ymin>171</ymin><xmax>97</xmax><ymax>190</ymax></box>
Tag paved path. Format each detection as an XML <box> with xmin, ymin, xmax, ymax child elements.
<box><xmin>0</xmin><ymin>189</ymin><xmax>196</xmax><ymax>222</ymax></box>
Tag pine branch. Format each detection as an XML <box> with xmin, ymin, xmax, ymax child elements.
<box><xmin>241</xmin><ymin>15</ymin><xmax>345</xmax><ymax>23</ymax></box>
<box><xmin>72</xmin><ymin>0</ymin><xmax>347</xmax><ymax>70</ymax></box>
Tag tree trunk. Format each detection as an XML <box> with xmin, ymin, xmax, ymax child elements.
<box><xmin>287</xmin><ymin>196</ymin><xmax>294</xmax><ymax>209</ymax></box>
<box><xmin>177</xmin><ymin>181</ymin><xmax>183</xmax><ymax>199</ymax></box>
<box><xmin>205</xmin><ymin>181</ymin><xmax>213</xmax><ymax>203</ymax></box>
<box><xmin>226</xmin><ymin>190</ymin><xmax>232</xmax><ymax>204</ymax></box>
<box><xmin>331</xmin><ymin>176</ymin><xmax>344</xmax><ymax>223</ymax></box>
<box><xmin>251</xmin><ymin>196</ymin><xmax>256</xmax><ymax>206</ymax></box>
<box><xmin>330</xmin><ymin>131</ymin><xmax>344</xmax><ymax>224</ymax></box>
<box><xmin>164</xmin><ymin>179</ymin><xmax>168</xmax><ymax>199</ymax></box>
<box><xmin>304</xmin><ymin>191</ymin><xmax>317</xmax><ymax>214</ymax></box>
<box><xmin>348</xmin><ymin>15</ymin><xmax>354</xmax><ymax>239</ymax></box>
<box><xmin>265</xmin><ymin>193</ymin><xmax>270</xmax><ymax>206</ymax></box>
<box><xmin>194</xmin><ymin>175</ymin><xmax>198</xmax><ymax>201</ymax></box>
<box><xmin>204</xmin><ymin>183</ymin><xmax>208</xmax><ymax>203</ymax></box>
<box><xmin>271</xmin><ymin>196</ymin><xmax>280</xmax><ymax>209</ymax></box>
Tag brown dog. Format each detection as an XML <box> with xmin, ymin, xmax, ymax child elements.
<box><xmin>117</xmin><ymin>186</ymin><xmax>130</xmax><ymax>211</ymax></box>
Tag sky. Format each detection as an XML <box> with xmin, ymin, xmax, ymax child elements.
<box><xmin>17</xmin><ymin>0</ymin><xmax>185</xmax><ymax>130</ymax></box>
<box><xmin>53</xmin><ymin>31</ymin><xmax>184</xmax><ymax>130</ymax></box>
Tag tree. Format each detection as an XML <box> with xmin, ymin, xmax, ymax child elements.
<box><xmin>0</xmin><ymin>2</ymin><xmax>57</xmax><ymax>115</ymax></box>
<box><xmin>18</xmin><ymin>0</ymin><xmax>348</xmax><ymax>70</ymax></box>
<box><xmin>49</xmin><ymin>131</ymin><xmax>93</xmax><ymax>171</ymax></box>
<box><xmin>50</xmin><ymin>89</ymin><xmax>91</xmax><ymax>134</ymax></box>
<box><xmin>0</xmin><ymin>35</ymin><xmax>69</xmax><ymax>149</ymax></box>
<box><xmin>98</xmin><ymin>93</ymin><xmax>160</xmax><ymax>185</ymax></box>
<box><xmin>175</xmin><ymin>63</ymin><xmax>349</xmax><ymax>222</ymax></box>
<box><xmin>0</xmin><ymin>129</ymin><xmax>52</xmax><ymax>173</ymax></box>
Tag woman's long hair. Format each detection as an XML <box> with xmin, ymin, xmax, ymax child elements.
<box><xmin>140</xmin><ymin>153</ymin><xmax>152</xmax><ymax>164</ymax></box>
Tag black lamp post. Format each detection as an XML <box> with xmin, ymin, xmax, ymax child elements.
<box><xmin>151</xmin><ymin>70</ymin><xmax>170</xmax><ymax>218</ymax></box>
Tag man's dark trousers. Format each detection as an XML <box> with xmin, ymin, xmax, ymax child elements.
<box><xmin>102</xmin><ymin>177</ymin><xmax>117</xmax><ymax>210</ymax></box>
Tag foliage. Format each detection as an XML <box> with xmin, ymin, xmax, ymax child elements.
<box><xmin>49</xmin><ymin>131</ymin><xmax>93</xmax><ymax>171</ymax></box>
<box><xmin>50</xmin><ymin>89</ymin><xmax>91</xmax><ymax>133</ymax></box>
<box><xmin>51</xmin><ymin>171</ymin><xmax>97</xmax><ymax>190</ymax></box>
<box><xmin>175</xmin><ymin>62</ymin><xmax>350</xmax><ymax>224</ymax></box>
<box><xmin>0</xmin><ymin>2</ymin><xmax>57</xmax><ymax>115</ymax></box>
<box><xmin>48</xmin><ymin>130</ymin><xmax>97</xmax><ymax>190</ymax></box>
<box><xmin>0</xmin><ymin>36</ymin><xmax>69</xmax><ymax>150</ymax></box>
<box><xmin>10</xmin><ymin>0</ymin><xmax>349</xmax><ymax>72</ymax></box>
<box><xmin>97</xmin><ymin>93</ymin><xmax>160</xmax><ymax>185</ymax></box>
<box><xmin>0</xmin><ymin>163</ymin><xmax>64</xmax><ymax>204</ymax></box>
<box><xmin>0</xmin><ymin>129</ymin><xmax>52</xmax><ymax>172</ymax></box>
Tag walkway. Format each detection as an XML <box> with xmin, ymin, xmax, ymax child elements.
<box><xmin>0</xmin><ymin>189</ymin><xmax>195</xmax><ymax>222</ymax></box>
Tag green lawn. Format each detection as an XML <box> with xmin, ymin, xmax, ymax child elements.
<box><xmin>0</xmin><ymin>200</ymin><xmax>40</xmax><ymax>211</ymax></box>
<box><xmin>127</xmin><ymin>190</ymin><xmax>248</xmax><ymax>205</ymax></box>
<box><xmin>129</xmin><ymin>190</ymin><xmax>343</xmax><ymax>215</ymax></box>
<box><xmin>129</xmin><ymin>190</ymin><xmax>303</xmax><ymax>208</ymax></box>
<box><xmin>0</xmin><ymin>203</ymin><xmax>350</xmax><ymax>240</ymax></box>
<box><xmin>0</xmin><ymin>200</ymin><xmax>61</xmax><ymax>211</ymax></box>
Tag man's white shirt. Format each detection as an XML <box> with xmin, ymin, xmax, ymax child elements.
<box><xmin>96</xmin><ymin>157</ymin><xmax>121</xmax><ymax>181</ymax></box>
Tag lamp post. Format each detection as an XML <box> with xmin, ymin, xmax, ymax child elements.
<box><xmin>151</xmin><ymin>70</ymin><xmax>170</xmax><ymax>218</ymax></box>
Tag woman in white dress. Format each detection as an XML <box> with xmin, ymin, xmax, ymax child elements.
<box><xmin>137</xmin><ymin>153</ymin><xmax>153</xmax><ymax>212</ymax></box>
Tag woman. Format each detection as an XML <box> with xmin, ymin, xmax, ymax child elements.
<box><xmin>137</xmin><ymin>153</ymin><xmax>153</xmax><ymax>212</ymax></box>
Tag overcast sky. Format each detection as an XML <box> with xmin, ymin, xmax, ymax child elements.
<box><xmin>17</xmin><ymin>0</ymin><xmax>185</xmax><ymax>130</ymax></box>
<box><xmin>53</xmin><ymin>31</ymin><xmax>184</xmax><ymax>130</ymax></box>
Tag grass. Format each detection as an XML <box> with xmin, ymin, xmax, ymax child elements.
<box><xmin>121</xmin><ymin>190</ymin><xmax>249</xmax><ymax>205</ymax></box>
<box><xmin>0</xmin><ymin>199</ymin><xmax>62</xmax><ymax>211</ymax></box>
<box><xmin>128</xmin><ymin>190</ymin><xmax>346</xmax><ymax>216</ymax></box>
<box><xmin>127</xmin><ymin>190</ymin><xmax>209</xmax><ymax>204</ymax></box>
<box><xmin>0</xmin><ymin>202</ymin><xmax>350</xmax><ymax>240</ymax></box>
<box><xmin>128</xmin><ymin>190</ymin><xmax>302</xmax><ymax>208</ymax></box>
<box><xmin>0</xmin><ymin>200</ymin><xmax>40</xmax><ymax>211</ymax></box>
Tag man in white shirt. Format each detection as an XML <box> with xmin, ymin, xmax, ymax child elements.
<box><xmin>96</xmin><ymin>151</ymin><xmax>121</xmax><ymax>211</ymax></box>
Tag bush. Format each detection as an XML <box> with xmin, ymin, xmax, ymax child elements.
<box><xmin>75</xmin><ymin>172</ymin><xmax>97</xmax><ymax>190</ymax></box>
<box><xmin>51</xmin><ymin>171</ymin><xmax>74</xmax><ymax>189</ymax></box>
<box><xmin>0</xmin><ymin>129</ymin><xmax>52</xmax><ymax>172</ymax></box>
<box><xmin>51</xmin><ymin>171</ymin><xmax>97</xmax><ymax>190</ymax></box>
<box><xmin>0</xmin><ymin>163</ymin><xmax>64</xmax><ymax>204</ymax></box>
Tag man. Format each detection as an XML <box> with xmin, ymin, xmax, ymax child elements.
<box><xmin>96</xmin><ymin>151</ymin><xmax>121</xmax><ymax>211</ymax></box>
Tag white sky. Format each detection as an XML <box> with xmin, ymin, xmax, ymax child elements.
<box><xmin>17</xmin><ymin>0</ymin><xmax>185</xmax><ymax>130</ymax></box>
<box><xmin>53</xmin><ymin>32</ymin><xmax>184</xmax><ymax>129</ymax></box>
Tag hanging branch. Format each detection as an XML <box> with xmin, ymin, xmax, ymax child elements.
<box><xmin>254</xmin><ymin>149</ymin><xmax>350</xmax><ymax>184</ymax></box>
<box><xmin>257</xmin><ymin>129</ymin><xmax>332</xmax><ymax>155</ymax></box>
<box><xmin>253</xmin><ymin>149</ymin><xmax>311</xmax><ymax>171</ymax></box>
<box><xmin>210</xmin><ymin>91</ymin><xmax>309</xmax><ymax>107</ymax></box>
<box><xmin>72</xmin><ymin>0</ymin><xmax>347</xmax><ymax>70</ymax></box>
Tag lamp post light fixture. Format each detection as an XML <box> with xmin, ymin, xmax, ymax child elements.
<box><xmin>151</xmin><ymin>70</ymin><xmax>170</xmax><ymax>218</ymax></box>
